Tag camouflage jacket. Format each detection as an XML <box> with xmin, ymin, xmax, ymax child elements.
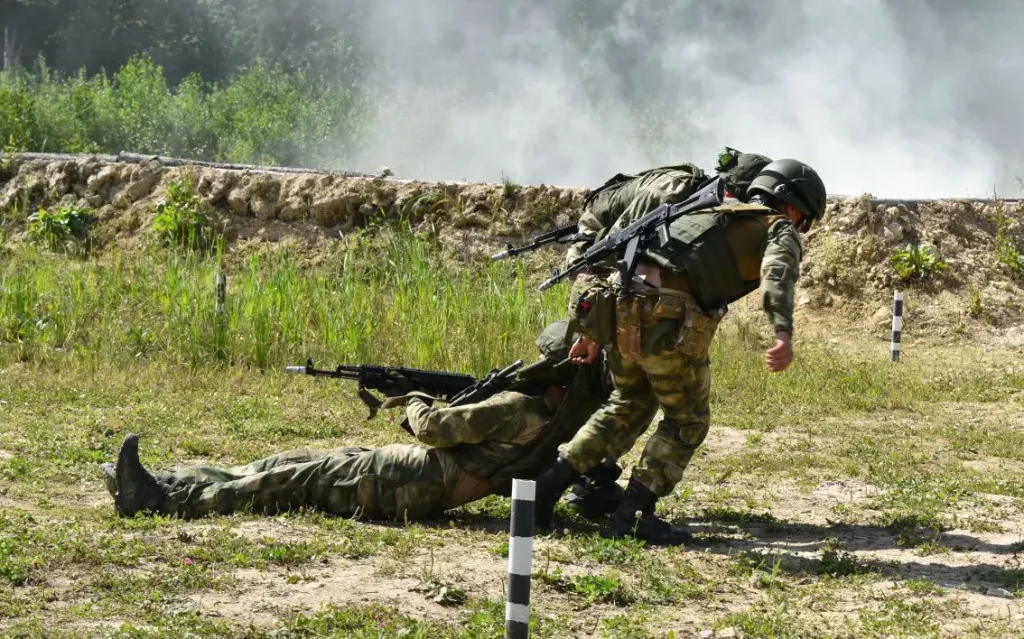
<box><xmin>402</xmin><ymin>357</ymin><xmax>611</xmax><ymax>496</ymax></box>
<box><xmin>567</xmin><ymin>163</ymin><xmax>711</xmax><ymax>266</ymax></box>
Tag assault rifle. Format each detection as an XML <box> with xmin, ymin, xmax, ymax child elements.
<box><xmin>490</xmin><ymin>223</ymin><xmax>586</xmax><ymax>260</ymax></box>
<box><xmin>446</xmin><ymin>359</ymin><xmax>525</xmax><ymax>407</ymax></box>
<box><xmin>286</xmin><ymin>357</ymin><xmax>531</xmax><ymax>435</ymax></box>
<box><xmin>286</xmin><ymin>359</ymin><xmax>478</xmax><ymax>434</ymax></box>
<box><xmin>537</xmin><ymin>177</ymin><xmax>725</xmax><ymax>292</ymax></box>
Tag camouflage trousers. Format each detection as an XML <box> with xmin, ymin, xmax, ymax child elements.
<box><xmin>561</xmin><ymin>294</ymin><xmax>716</xmax><ymax>497</ymax></box>
<box><xmin>163</xmin><ymin>444</ymin><xmax>448</xmax><ymax>520</ymax></box>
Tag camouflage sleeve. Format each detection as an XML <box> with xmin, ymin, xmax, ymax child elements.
<box><xmin>759</xmin><ymin>218</ymin><xmax>803</xmax><ymax>335</ymax></box>
<box><xmin>404</xmin><ymin>392</ymin><xmax>533</xmax><ymax>448</ymax></box>
<box><xmin>566</xmin><ymin>172</ymin><xmax>702</xmax><ymax>270</ymax></box>
<box><xmin>614</xmin><ymin>172</ymin><xmax>707</xmax><ymax>229</ymax></box>
<box><xmin>565</xmin><ymin>208</ymin><xmax>612</xmax><ymax>265</ymax></box>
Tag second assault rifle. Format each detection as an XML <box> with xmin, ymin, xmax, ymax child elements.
<box><xmin>536</xmin><ymin>177</ymin><xmax>725</xmax><ymax>292</ymax></box>
<box><xmin>490</xmin><ymin>223</ymin><xmax>587</xmax><ymax>260</ymax></box>
<box><xmin>286</xmin><ymin>358</ymin><xmax>526</xmax><ymax>435</ymax></box>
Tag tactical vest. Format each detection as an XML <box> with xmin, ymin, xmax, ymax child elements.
<box><xmin>441</xmin><ymin>358</ymin><xmax>610</xmax><ymax>488</ymax></box>
<box><xmin>640</xmin><ymin>202</ymin><xmax>777</xmax><ymax>313</ymax></box>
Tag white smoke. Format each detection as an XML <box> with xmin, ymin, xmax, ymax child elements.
<box><xmin>344</xmin><ymin>0</ymin><xmax>1024</xmax><ymax>198</ymax></box>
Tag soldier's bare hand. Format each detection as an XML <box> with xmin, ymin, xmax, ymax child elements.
<box><xmin>765</xmin><ymin>332</ymin><xmax>793</xmax><ymax>372</ymax></box>
<box><xmin>569</xmin><ymin>336</ymin><xmax>599</xmax><ymax>365</ymax></box>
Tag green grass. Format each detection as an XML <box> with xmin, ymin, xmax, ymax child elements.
<box><xmin>0</xmin><ymin>229</ymin><xmax>564</xmax><ymax>374</ymax></box>
<box><xmin>3</xmin><ymin>229</ymin><xmax>1024</xmax><ymax>637</ymax></box>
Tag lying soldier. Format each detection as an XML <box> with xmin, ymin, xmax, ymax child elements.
<box><xmin>102</xmin><ymin>321</ymin><xmax>624</xmax><ymax>521</ymax></box>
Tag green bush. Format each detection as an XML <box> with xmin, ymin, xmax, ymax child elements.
<box><xmin>27</xmin><ymin>202</ymin><xmax>91</xmax><ymax>251</ymax></box>
<box><xmin>151</xmin><ymin>172</ymin><xmax>214</xmax><ymax>250</ymax></box>
<box><xmin>890</xmin><ymin>243</ymin><xmax>948</xmax><ymax>282</ymax></box>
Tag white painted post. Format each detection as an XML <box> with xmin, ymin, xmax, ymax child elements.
<box><xmin>505</xmin><ymin>479</ymin><xmax>535</xmax><ymax>639</ymax></box>
<box><xmin>891</xmin><ymin>291</ymin><xmax>903</xmax><ymax>362</ymax></box>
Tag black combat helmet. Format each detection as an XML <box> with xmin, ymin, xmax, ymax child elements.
<box><xmin>536</xmin><ymin>320</ymin><xmax>575</xmax><ymax>362</ymax></box>
<box><xmin>747</xmin><ymin>159</ymin><xmax>826</xmax><ymax>231</ymax></box>
<box><xmin>715</xmin><ymin>147</ymin><xmax>773</xmax><ymax>201</ymax></box>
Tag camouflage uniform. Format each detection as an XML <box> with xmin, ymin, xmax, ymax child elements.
<box><xmin>560</xmin><ymin>200</ymin><xmax>802</xmax><ymax>497</ymax></box>
<box><xmin>567</xmin><ymin>163</ymin><xmax>711</xmax><ymax>266</ymax></box>
<box><xmin>143</xmin><ymin>355</ymin><xmax>610</xmax><ymax>520</ymax></box>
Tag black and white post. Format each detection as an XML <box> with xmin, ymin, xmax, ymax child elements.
<box><xmin>891</xmin><ymin>291</ymin><xmax>903</xmax><ymax>362</ymax></box>
<box><xmin>505</xmin><ymin>479</ymin><xmax>535</xmax><ymax>639</ymax></box>
<box><xmin>215</xmin><ymin>270</ymin><xmax>227</xmax><ymax>316</ymax></box>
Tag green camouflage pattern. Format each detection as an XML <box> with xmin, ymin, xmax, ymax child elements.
<box><xmin>166</xmin><ymin>444</ymin><xmax>446</xmax><ymax>520</ymax></box>
<box><xmin>568</xmin><ymin>164</ymin><xmax>710</xmax><ymax>266</ymax></box>
<box><xmin>759</xmin><ymin>217</ymin><xmax>803</xmax><ymax>334</ymax></box>
<box><xmin>406</xmin><ymin>391</ymin><xmax>553</xmax><ymax>479</ymax></box>
<box><xmin>561</xmin><ymin>297</ymin><xmax>712</xmax><ymax>497</ymax></box>
<box><xmin>557</xmin><ymin>210</ymin><xmax>801</xmax><ymax>497</ymax></box>
<box><xmin>154</xmin><ymin>360</ymin><xmax>611</xmax><ymax>520</ymax></box>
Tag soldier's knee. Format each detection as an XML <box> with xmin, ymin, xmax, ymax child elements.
<box><xmin>656</xmin><ymin>417</ymin><xmax>710</xmax><ymax>451</ymax></box>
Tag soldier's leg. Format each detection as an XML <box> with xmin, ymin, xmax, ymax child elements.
<box><xmin>166</xmin><ymin>444</ymin><xmax>446</xmax><ymax>520</ymax></box>
<box><xmin>536</xmin><ymin>349</ymin><xmax>658</xmax><ymax>529</ymax></box>
<box><xmin>631</xmin><ymin>352</ymin><xmax>711</xmax><ymax>497</ymax></box>
<box><xmin>169</xmin><ymin>448</ymin><xmax>335</xmax><ymax>485</ymax></box>
<box><xmin>560</xmin><ymin>349</ymin><xmax>659</xmax><ymax>473</ymax></box>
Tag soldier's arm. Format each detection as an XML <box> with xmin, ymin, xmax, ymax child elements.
<box><xmin>404</xmin><ymin>392</ymin><xmax>526</xmax><ymax>448</ymax></box>
<box><xmin>565</xmin><ymin>208</ymin><xmax>613</xmax><ymax>266</ymax></box>
<box><xmin>759</xmin><ymin>218</ymin><xmax>803</xmax><ymax>336</ymax></box>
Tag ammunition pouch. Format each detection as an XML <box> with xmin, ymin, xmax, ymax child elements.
<box><xmin>612</xmin><ymin>288</ymin><xmax>725</xmax><ymax>361</ymax></box>
<box><xmin>675</xmin><ymin>294</ymin><xmax>725</xmax><ymax>360</ymax></box>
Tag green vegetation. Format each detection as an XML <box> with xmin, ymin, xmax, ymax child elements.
<box><xmin>27</xmin><ymin>201</ymin><xmax>91</xmax><ymax>252</ymax></box>
<box><xmin>1</xmin><ymin>219</ymin><xmax>1023</xmax><ymax>635</ymax></box>
<box><xmin>0</xmin><ymin>55</ymin><xmax>363</xmax><ymax>167</ymax></box>
<box><xmin>890</xmin><ymin>242</ymin><xmax>949</xmax><ymax>282</ymax></box>
<box><xmin>150</xmin><ymin>171</ymin><xmax>215</xmax><ymax>251</ymax></box>
<box><xmin>992</xmin><ymin>202</ymin><xmax>1024</xmax><ymax>281</ymax></box>
<box><xmin>0</xmin><ymin>231</ymin><xmax>562</xmax><ymax>372</ymax></box>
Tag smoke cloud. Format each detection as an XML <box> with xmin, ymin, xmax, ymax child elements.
<box><xmin>345</xmin><ymin>0</ymin><xmax>1024</xmax><ymax>198</ymax></box>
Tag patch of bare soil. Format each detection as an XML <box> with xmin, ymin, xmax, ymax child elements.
<box><xmin>190</xmin><ymin>545</ymin><xmax>512</xmax><ymax>628</ymax></box>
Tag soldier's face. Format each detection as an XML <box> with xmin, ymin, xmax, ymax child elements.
<box><xmin>782</xmin><ymin>205</ymin><xmax>809</xmax><ymax>231</ymax></box>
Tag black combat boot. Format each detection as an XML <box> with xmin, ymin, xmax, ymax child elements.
<box><xmin>114</xmin><ymin>434</ymin><xmax>171</xmax><ymax>517</ymax></box>
<box><xmin>100</xmin><ymin>462</ymin><xmax>118</xmax><ymax>499</ymax></box>
<box><xmin>533</xmin><ymin>454</ymin><xmax>582</xmax><ymax>530</ymax></box>
<box><xmin>606</xmin><ymin>479</ymin><xmax>693</xmax><ymax>546</ymax></box>
<box><xmin>565</xmin><ymin>460</ymin><xmax>624</xmax><ymax>519</ymax></box>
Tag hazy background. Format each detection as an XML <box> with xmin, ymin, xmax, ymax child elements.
<box><xmin>3</xmin><ymin>0</ymin><xmax>1023</xmax><ymax>197</ymax></box>
<box><xmin>352</xmin><ymin>0</ymin><xmax>1024</xmax><ymax>197</ymax></box>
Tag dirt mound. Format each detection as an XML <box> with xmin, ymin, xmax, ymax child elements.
<box><xmin>2</xmin><ymin>153</ymin><xmax>1023</xmax><ymax>343</ymax></box>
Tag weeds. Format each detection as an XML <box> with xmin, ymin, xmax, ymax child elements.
<box><xmin>536</xmin><ymin>568</ymin><xmax>634</xmax><ymax>608</ymax></box>
<box><xmin>817</xmin><ymin>537</ymin><xmax>863</xmax><ymax>577</ymax></box>
<box><xmin>409</xmin><ymin>577</ymin><xmax>468</xmax><ymax>607</ymax></box>
<box><xmin>151</xmin><ymin>171</ymin><xmax>216</xmax><ymax>251</ymax></box>
<box><xmin>26</xmin><ymin>201</ymin><xmax>91</xmax><ymax>252</ymax></box>
<box><xmin>992</xmin><ymin>201</ymin><xmax>1024</xmax><ymax>281</ymax></box>
<box><xmin>890</xmin><ymin>242</ymin><xmax>949</xmax><ymax>282</ymax></box>
<box><xmin>501</xmin><ymin>172</ymin><xmax>522</xmax><ymax>200</ymax></box>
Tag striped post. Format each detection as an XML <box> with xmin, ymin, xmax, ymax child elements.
<box><xmin>505</xmin><ymin>479</ymin><xmax>535</xmax><ymax>639</ymax></box>
<box><xmin>215</xmin><ymin>270</ymin><xmax>227</xmax><ymax>315</ymax></box>
<box><xmin>891</xmin><ymin>291</ymin><xmax>903</xmax><ymax>362</ymax></box>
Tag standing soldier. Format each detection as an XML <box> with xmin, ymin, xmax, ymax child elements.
<box><xmin>533</xmin><ymin>158</ymin><xmax>827</xmax><ymax>545</ymax></box>
<box><xmin>104</xmin><ymin>321</ymin><xmax>619</xmax><ymax>521</ymax></box>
